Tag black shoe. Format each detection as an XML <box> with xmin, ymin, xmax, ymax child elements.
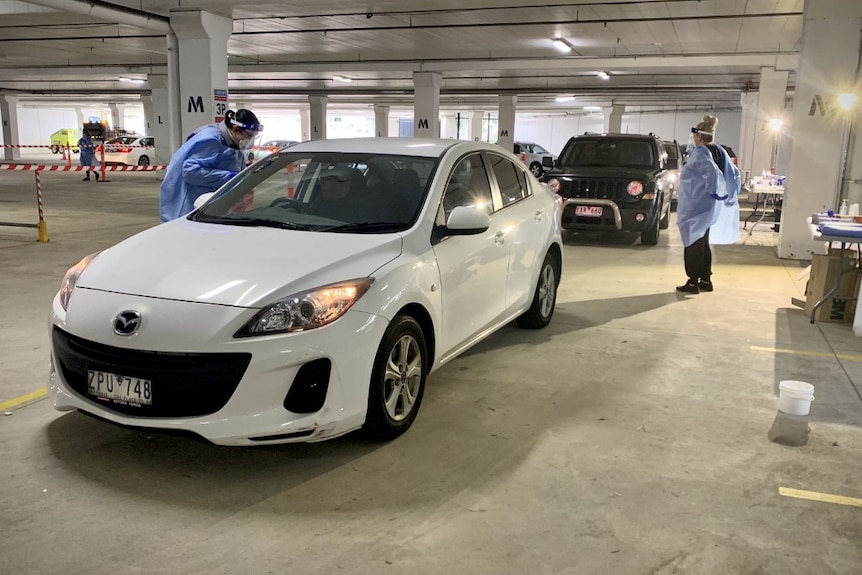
<box><xmin>676</xmin><ymin>281</ymin><xmax>699</xmax><ymax>294</ymax></box>
<box><xmin>95</xmin><ymin>172</ymin><xmax>100</xmax><ymax>181</ymax></box>
<box><xmin>82</xmin><ymin>177</ymin><xmax>90</xmax><ymax>181</ymax></box>
<box><xmin>698</xmin><ymin>280</ymin><xmax>714</xmax><ymax>292</ymax></box>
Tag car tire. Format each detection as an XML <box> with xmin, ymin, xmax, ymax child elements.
<box><xmin>137</xmin><ymin>155</ymin><xmax>150</xmax><ymax>166</ymax></box>
<box><xmin>364</xmin><ymin>315</ymin><xmax>427</xmax><ymax>440</ymax></box>
<box><xmin>516</xmin><ymin>251</ymin><xmax>559</xmax><ymax>329</ymax></box>
<box><xmin>50</xmin><ymin>145</ymin><xmax>60</xmax><ymax>154</ymax></box>
<box><xmin>530</xmin><ymin>162</ymin><xmax>544</xmax><ymax>178</ymax></box>
<box><xmin>641</xmin><ymin>212</ymin><xmax>660</xmax><ymax>245</ymax></box>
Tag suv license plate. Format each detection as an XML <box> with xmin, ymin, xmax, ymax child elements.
<box><xmin>575</xmin><ymin>206</ymin><xmax>603</xmax><ymax>217</ymax></box>
<box><xmin>87</xmin><ymin>370</ymin><xmax>153</xmax><ymax>406</ymax></box>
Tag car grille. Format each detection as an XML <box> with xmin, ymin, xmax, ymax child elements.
<box><xmin>52</xmin><ymin>327</ymin><xmax>251</xmax><ymax>418</ymax></box>
<box><xmin>559</xmin><ymin>179</ymin><xmax>638</xmax><ymax>202</ymax></box>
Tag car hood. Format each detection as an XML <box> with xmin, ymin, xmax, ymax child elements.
<box><xmin>77</xmin><ymin>218</ymin><xmax>403</xmax><ymax>308</ymax></box>
<box><xmin>545</xmin><ymin>166</ymin><xmax>660</xmax><ymax>180</ymax></box>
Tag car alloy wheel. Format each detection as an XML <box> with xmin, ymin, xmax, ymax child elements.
<box><xmin>516</xmin><ymin>252</ymin><xmax>558</xmax><ymax>329</ymax></box>
<box><xmin>530</xmin><ymin>162</ymin><xmax>543</xmax><ymax>177</ymax></box>
<box><xmin>365</xmin><ymin>315</ymin><xmax>427</xmax><ymax>439</ymax></box>
<box><xmin>137</xmin><ymin>155</ymin><xmax>150</xmax><ymax>166</ymax></box>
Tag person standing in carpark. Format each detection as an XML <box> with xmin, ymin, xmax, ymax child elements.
<box><xmin>159</xmin><ymin>108</ymin><xmax>262</xmax><ymax>222</ymax></box>
<box><xmin>77</xmin><ymin>129</ymin><xmax>100</xmax><ymax>181</ymax></box>
<box><xmin>675</xmin><ymin>115</ymin><xmax>741</xmax><ymax>294</ymax></box>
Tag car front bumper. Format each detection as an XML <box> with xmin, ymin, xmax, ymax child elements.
<box><xmin>560</xmin><ymin>198</ymin><xmax>658</xmax><ymax>232</ymax></box>
<box><xmin>48</xmin><ymin>288</ymin><xmax>389</xmax><ymax>445</ymax></box>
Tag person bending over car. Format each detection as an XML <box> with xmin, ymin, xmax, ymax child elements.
<box><xmin>159</xmin><ymin>108</ymin><xmax>262</xmax><ymax>222</ymax></box>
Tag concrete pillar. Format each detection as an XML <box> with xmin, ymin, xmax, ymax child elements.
<box><xmin>169</xmin><ymin>10</ymin><xmax>231</xmax><ymax>139</ymax></box>
<box><xmin>471</xmin><ymin>111</ymin><xmax>484</xmax><ymax>142</ymax></box>
<box><xmin>778</xmin><ymin>0</ymin><xmax>862</xmax><ymax>260</ymax></box>
<box><xmin>109</xmin><ymin>103</ymin><xmax>126</xmax><ymax>131</ymax></box>
<box><xmin>374</xmin><ymin>104</ymin><xmax>390</xmax><ymax>137</ymax></box>
<box><xmin>0</xmin><ymin>94</ymin><xmax>20</xmax><ymax>161</ymax></box>
<box><xmin>309</xmin><ymin>96</ymin><xmax>327</xmax><ymax>140</ymax></box>
<box><xmin>413</xmin><ymin>72</ymin><xmax>441</xmax><ymax>137</ymax></box>
<box><xmin>498</xmin><ymin>95</ymin><xmax>517</xmax><ymax>152</ymax></box>
<box><xmin>750</xmin><ymin>68</ymin><xmax>789</xmax><ymax>176</ymax></box>
<box><xmin>603</xmin><ymin>105</ymin><xmax>625</xmax><ymax>133</ymax></box>
<box><xmin>738</xmin><ymin>91</ymin><xmax>759</xmax><ymax>176</ymax></box>
<box><xmin>300</xmin><ymin>108</ymin><xmax>310</xmax><ymax>141</ymax></box>
<box><xmin>145</xmin><ymin>74</ymin><xmax>170</xmax><ymax>165</ymax></box>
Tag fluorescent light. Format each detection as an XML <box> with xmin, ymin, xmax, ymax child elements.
<box><xmin>596</xmin><ymin>71</ymin><xmax>610</xmax><ymax>80</ymax></box>
<box><xmin>583</xmin><ymin>106</ymin><xmax>602</xmax><ymax>111</ymax></box>
<box><xmin>838</xmin><ymin>92</ymin><xmax>859</xmax><ymax>111</ymax></box>
<box><xmin>119</xmin><ymin>77</ymin><xmax>145</xmax><ymax>84</ymax></box>
<box><xmin>555</xmin><ymin>96</ymin><xmax>576</xmax><ymax>103</ymax></box>
<box><xmin>333</xmin><ymin>75</ymin><xmax>353</xmax><ymax>83</ymax></box>
<box><xmin>768</xmin><ymin>118</ymin><xmax>783</xmax><ymax>132</ymax></box>
<box><xmin>552</xmin><ymin>38</ymin><xmax>572</xmax><ymax>53</ymax></box>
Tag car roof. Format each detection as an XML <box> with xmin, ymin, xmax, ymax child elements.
<box><xmin>286</xmin><ymin>137</ymin><xmax>477</xmax><ymax>158</ymax></box>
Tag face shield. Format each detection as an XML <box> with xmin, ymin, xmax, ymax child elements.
<box><xmin>234</xmin><ymin>119</ymin><xmax>263</xmax><ymax>150</ymax></box>
<box><xmin>688</xmin><ymin>126</ymin><xmax>714</xmax><ymax>151</ymax></box>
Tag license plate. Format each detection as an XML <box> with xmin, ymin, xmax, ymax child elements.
<box><xmin>575</xmin><ymin>205</ymin><xmax>603</xmax><ymax>217</ymax></box>
<box><xmin>87</xmin><ymin>370</ymin><xmax>153</xmax><ymax>406</ymax></box>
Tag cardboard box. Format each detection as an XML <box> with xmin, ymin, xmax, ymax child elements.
<box><xmin>804</xmin><ymin>252</ymin><xmax>861</xmax><ymax>322</ymax></box>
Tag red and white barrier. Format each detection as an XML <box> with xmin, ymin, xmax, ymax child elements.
<box><xmin>0</xmin><ymin>164</ymin><xmax>166</xmax><ymax>171</ymax></box>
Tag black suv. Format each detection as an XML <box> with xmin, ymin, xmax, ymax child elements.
<box><xmin>542</xmin><ymin>133</ymin><xmax>673</xmax><ymax>245</ymax></box>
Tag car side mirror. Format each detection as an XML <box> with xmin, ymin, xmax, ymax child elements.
<box><xmin>542</xmin><ymin>157</ymin><xmax>554</xmax><ymax>167</ymax></box>
<box><xmin>666</xmin><ymin>158</ymin><xmax>679</xmax><ymax>170</ymax></box>
<box><xmin>193</xmin><ymin>192</ymin><xmax>216</xmax><ymax>210</ymax></box>
<box><xmin>433</xmin><ymin>206</ymin><xmax>491</xmax><ymax>242</ymax></box>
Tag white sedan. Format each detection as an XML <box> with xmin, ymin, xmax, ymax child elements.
<box><xmin>102</xmin><ymin>136</ymin><xmax>154</xmax><ymax>166</ymax></box>
<box><xmin>48</xmin><ymin>138</ymin><xmax>563</xmax><ymax>445</ymax></box>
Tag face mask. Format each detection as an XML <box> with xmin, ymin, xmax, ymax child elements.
<box><xmin>686</xmin><ymin>134</ymin><xmax>696</xmax><ymax>153</ymax></box>
<box><xmin>239</xmin><ymin>138</ymin><xmax>254</xmax><ymax>150</ymax></box>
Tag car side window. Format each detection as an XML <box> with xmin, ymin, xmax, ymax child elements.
<box><xmin>488</xmin><ymin>154</ymin><xmax>527</xmax><ymax>207</ymax></box>
<box><xmin>440</xmin><ymin>153</ymin><xmax>494</xmax><ymax>221</ymax></box>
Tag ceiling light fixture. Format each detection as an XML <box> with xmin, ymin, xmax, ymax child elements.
<box><xmin>555</xmin><ymin>95</ymin><xmax>576</xmax><ymax>103</ymax></box>
<box><xmin>333</xmin><ymin>75</ymin><xmax>353</xmax><ymax>83</ymax></box>
<box><xmin>552</xmin><ymin>38</ymin><xmax>573</xmax><ymax>53</ymax></box>
<box><xmin>118</xmin><ymin>77</ymin><xmax>145</xmax><ymax>84</ymax></box>
<box><xmin>838</xmin><ymin>92</ymin><xmax>859</xmax><ymax>111</ymax></box>
<box><xmin>583</xmin><ymin>106</ymin><xmax>602</xmax><ymax>111</ymax></box>
<box><xmin>597</xmin><ymin>71</ymin><xmax>611</xmax><ymax>80</ymax></box>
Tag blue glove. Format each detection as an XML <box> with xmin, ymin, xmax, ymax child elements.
<box><xmin>710</xmin><ymin>193</ymin><xmax>729</xmax><ymax>201</ymax></box>
<box><xmin>227</xmin><ymin>171</ymin><xmax>238</xmax><ymax>179</ymax></box>
<box><xmin>724</xmin><ymin>200</ymin><xmax>736</xmax><ymax>207</ymax></box>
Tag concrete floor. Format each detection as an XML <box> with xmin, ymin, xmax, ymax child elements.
<box><xmin>1</xmin><ymin>167</ymin><xmax>861</xmax><ymax>575</ymax></box>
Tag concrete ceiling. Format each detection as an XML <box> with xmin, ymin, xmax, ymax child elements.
<box><xmin>0</xmin><ymin>0</ymin><xmax>803</xmax><ymax>113</ymax></box>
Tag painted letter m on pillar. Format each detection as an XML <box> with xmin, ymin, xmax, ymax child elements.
<box><xmin>417</xmin><ymin>118</ymin><xmax>429</xmax><ymax>130</ymax></box>
<box><xmin>188</xmin><ymin>95</ymin><xmax>204</xmax><ymax>113</ymax></box>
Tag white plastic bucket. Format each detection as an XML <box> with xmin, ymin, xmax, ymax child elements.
<box><xmin>778</xmin><ymin>380</ymin><xmax>815</xmax><ymax>416</ymax></box>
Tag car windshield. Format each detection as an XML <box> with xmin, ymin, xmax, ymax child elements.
<box><xmin>557</xmin><ymin>139</ymin><xmax>655</xmax><ymax>168</ymax></box>
<box><xmin>191</xmin><ymin>152</ymin><xmax>438</xmax><ymax>233</ymax></box>
<box><xmin>531</xmin><ymin>144</ymin><xmax>550</xmax><ymax>154</ymax></box>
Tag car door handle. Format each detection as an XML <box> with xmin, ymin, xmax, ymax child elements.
<box><xmin>494</xmin><ymin>230</ymin><xmax>506</xmax><ymax>246</ymax></box>
<box><xmin>534</xmin><ymin>209</ymin><xmax>544</xmax><ymax>222</ymax></box>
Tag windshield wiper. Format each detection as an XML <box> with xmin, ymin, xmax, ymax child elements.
<box><xmin>318</xmin><ymin>222</ymin><xmax>406</xmax><ymax>233</ymax></box>
<box><xmin>208</xmin><ymin>216</ymin><xmax>312</xmax><ymax>231</ymax></box>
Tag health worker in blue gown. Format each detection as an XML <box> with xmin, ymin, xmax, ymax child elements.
<box><xmin>676</xmin><ymin>115</ymin><xmax>740</xmax><ymax>294</ymax></box>
<box><xmin>159</xmin><ymin>109</ymin><xmax>262</xmax><ymax>222</ymax></box>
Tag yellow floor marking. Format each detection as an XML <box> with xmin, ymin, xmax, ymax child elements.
<box><xmin>779</xmin><ymin>487</ymin><xmax>862</xmax><ymax>508</ymax></box>
<box><xmin>751</xmin><ymin>345</ymin><xmax>862</xmax><ymax>362</ymax></box>
<box><xmin>0</xmin><ymin>388</ymin><xmax>48</xmax><ymax>411</ymax></box>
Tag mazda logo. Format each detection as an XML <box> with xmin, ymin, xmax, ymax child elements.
<box><xmin>113</xmin><ymin>311</ymin><xmax>142</xmax><ymax>336</ymax></box>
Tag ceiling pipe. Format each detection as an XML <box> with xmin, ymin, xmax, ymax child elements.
<box><xmin>23</xmin><ymin>0</ymin><xmax>170</xmax><ymax>33</ymax></box>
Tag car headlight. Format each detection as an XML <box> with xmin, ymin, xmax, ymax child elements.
<box><xmin>59</xmin><ymin>253</ymin><xmax>99</xmax><ymax>311</ymax></box>
<box><xmin>235</xmin><ymin>278</ymin><xmax>374</xmax><ymax>337</ymax></box>
<box><xmin>667</xmin><ymin>173</ymin><xmax>677</xmax><ymax>183</ymax></box>
<box><xmin>627</xmin><ymin>181</ymin><xmax>644</xmax><ymax>196</ymax></box>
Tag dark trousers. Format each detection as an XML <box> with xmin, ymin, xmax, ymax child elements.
<box><xmin>684</xmin><ymin>229</ymin><xmax>711</xmax><ymax>283</ymax></box>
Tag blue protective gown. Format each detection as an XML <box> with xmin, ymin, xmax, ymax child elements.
<box><xmin>77</xmin><ymin>136</ymin><xmax>98</xmax><ymax>167</ymax></box>
<box><xmin>159</xmin><ymin>122</ymin><xmax>243</xmax><ymax>222</ymax></box>
<box><xmin>677</xmin><ymin>144</ymin><xmax>741</xmax><ymax>247</ymax></box>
